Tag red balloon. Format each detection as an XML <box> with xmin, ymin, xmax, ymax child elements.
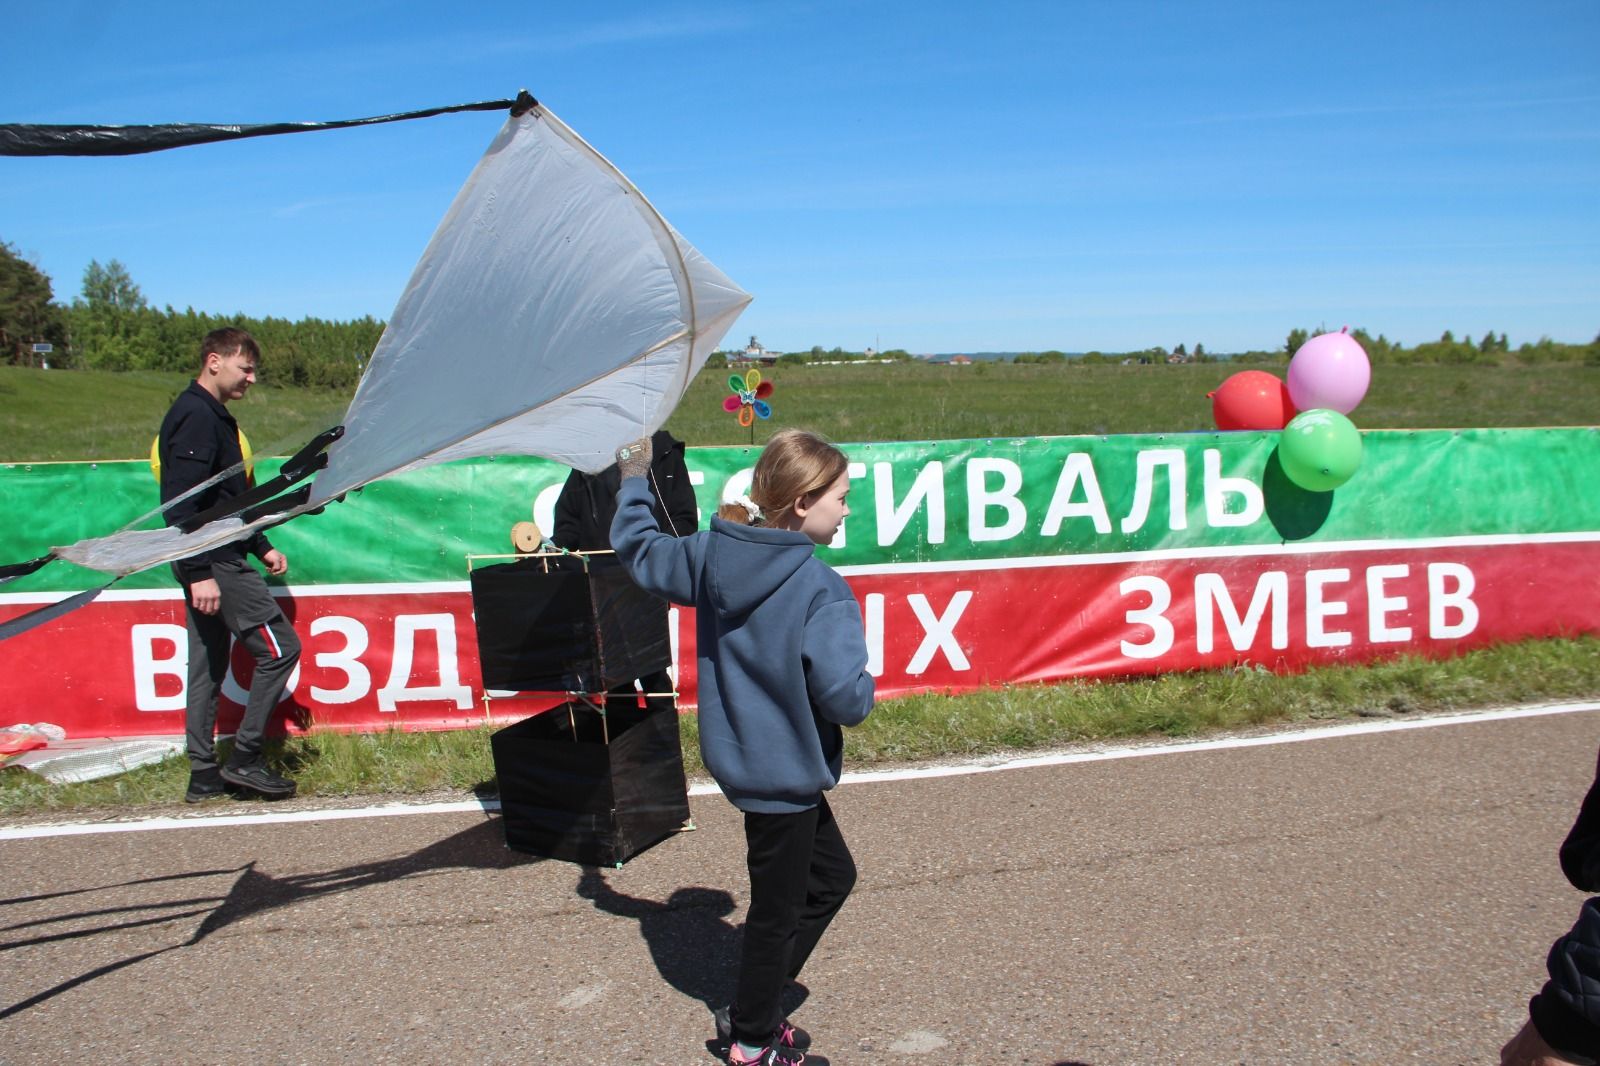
<box><xmin>1207</xmin><ymin>370</ymin><xmax>1296</xmax><ymax>431</ymax></box>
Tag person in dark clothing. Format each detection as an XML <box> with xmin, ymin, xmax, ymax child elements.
<box><xmin>551</xmin><ymin>429</ymin><xmax>697</xmax><ymax>709</ymax></box>
<box><xmin>552</xmin><ymin>429</ymin><xmax>698</xmax><ymax>549</ymax></box>
<box><xmin>1503</xmin><ymin>747</ymin><xmax>1600</xmax><ymax>1065</ymax></box>
<box><xmin>611</xmin><ymin>428</ymin><xmax>874</xmax><ymax>1066</ymax></box>
<box><xmin>159</xmin><ymin>327</ymin><xmax>300</xmax><ymax>802</ymax></box>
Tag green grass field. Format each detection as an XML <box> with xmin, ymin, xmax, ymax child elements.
<box><xmin>1</xmin><ymin>360</ymin><xmax>1596</xmax><ymax>813</ymax></box>
<box><xmin>669</xmin><ymin>360</ymin><xmax>1600</xmax><ymax>446</ymax></box>
<box><xmin>0</xmin><ymin>367</ymin><xmax>352</xmax><ymax>463</ymax></box>
<box><xmin>2</xmin><ymin>360</ymin><xmax>1596</xmax><ymax>461</ymax></box>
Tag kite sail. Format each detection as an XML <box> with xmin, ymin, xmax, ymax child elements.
<box><xmin>310</xmin><ymin>98</ymin><xmax>752</xmax><ymax>496</ymax></box>
<box><xmin>22</xmin><ymin>95</ymin><xmax>751</xmax><ymax>583</ymax></box>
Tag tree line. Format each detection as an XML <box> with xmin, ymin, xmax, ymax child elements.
<box><xmin>1000</xmin><ymin>326</ymin><xmax>1597</xmax><ymax>366</ymax></box>
<box><xmin>4</xmin><ymin>240</ymin><xmax>1596</xmax><ymax>379</ymax></box>
<box><xmin>1292</xmin><ymin>327</ymin><xmax>1597</xmax><ymax>366</ymax></box>
<box><xmin>724</xmin><ymin>326</ymin><xmax>1598</xmax><ymax>368</ymax></box>
<box><xmin>1</xmin><ymin>245</ymin><xmax>383</xmax><ymax>388</ymax></box>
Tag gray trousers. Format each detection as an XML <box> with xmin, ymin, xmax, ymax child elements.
<box><xmin>179</xmin><ymin>558</ymin><xmax>302</xmax><ymax>770</ymax></box>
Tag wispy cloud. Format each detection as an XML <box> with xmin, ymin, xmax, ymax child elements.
<box><xmin>523</xmin><ymin>11</ymin><xmax>762</xmax><ymax>51</ymax></box>
<box><xmin>29</xmin><ymin>9</ymin><xmax>771</xmax><ymax>119</ymax></box>
<box><xmin>419</xmin><ymin>9</ymin><xmax>769</xmax><ymax>62</ymax></box>
<box><xmin>1175</xmin><ymin>92</ymin><xmax>1600</xmax><ymax>127</ymax></box>
<box><xmin>271</xmin><ymin>197</ymin><xmax>356</xmax><ymax>219</ymax></box>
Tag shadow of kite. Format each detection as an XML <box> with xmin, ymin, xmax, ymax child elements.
<box><xmin>0</xmin><ymin>816</ymin><xmax>532</xmax><ymax>1020</ymax></box>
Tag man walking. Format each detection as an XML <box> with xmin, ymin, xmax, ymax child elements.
<box><xmin>159</xmin><ymin>327</ymin><xmax>300</xmax><ymax>801</ymax></box>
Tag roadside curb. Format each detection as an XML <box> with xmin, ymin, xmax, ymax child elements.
<box><xmin>4</xmin><ymin>699</ymin><xmax>1596</xmax><ymax>841</ymax></box>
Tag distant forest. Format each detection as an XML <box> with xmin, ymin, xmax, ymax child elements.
<box><xmin>1</xmin><ymin>248</ymin><xmax>383</xmax><ymax>387</ymax></box>
<box><xmin>3</xmin><ymin>243</ymin><xmax>1596</xmax><ymax>380</ymax></box>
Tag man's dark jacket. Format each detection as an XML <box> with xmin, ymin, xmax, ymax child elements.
<box><xmin>158</xmin><ymin>381</ymin><xmax>274</xmax><ymax>584</ymax></box>
<box><xmin>1530</xmin><ymin>747</ymin><xmax>1600</xmax><ymax>1063</ymax></box>
<box><xmin>552</xmin><ymin>430</ymin><xmax>698</xmax><ymax>550</ymax></box>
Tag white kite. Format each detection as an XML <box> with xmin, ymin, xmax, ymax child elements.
<box><xmin>22</xmin><ymin>98</ymin><xmax>750</xmax><ymax>583</ymax></box>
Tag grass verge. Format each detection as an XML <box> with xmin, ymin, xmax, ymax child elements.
<box><xmin>4</xmin><ymin>362</ymin><xmax>1597</xmax><ymax>462</ymax></box>
<box><xmin>4</xmin><ymin>635</ymin><xmax>1596</xmax><ymax>818</ymax></box>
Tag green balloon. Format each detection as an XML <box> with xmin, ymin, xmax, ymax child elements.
<box><xmin>1278</xmin><ymin>409</ymin><xmax>1363</xmax><ymax>492</ymax></box>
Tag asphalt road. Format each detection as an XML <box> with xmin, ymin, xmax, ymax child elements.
<box><xmin>3</xmin><ymin>706</ymin><xmax>1597</xmax><ymax>1065</ymax></box>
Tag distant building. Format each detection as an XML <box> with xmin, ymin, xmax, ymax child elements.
<box><xmin>733</xmin><ymin>335</ymin><xmax>779</xmax><ymax>367</ymax></box>
<box><xmin>949</xmin><ymin>355</ymin><xmax>973</xmax><ymax>366</ymax></box>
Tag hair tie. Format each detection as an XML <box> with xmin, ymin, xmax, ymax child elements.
<box><xmin>732</xmin><ymin>494</ymin><xmax>763</xmax><ymax>522</ymax></box>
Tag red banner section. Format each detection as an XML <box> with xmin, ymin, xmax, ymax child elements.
<box><xmin>851</xmin><ymin>537</ymin><xmax>1597</xmax><ymax>687</ymax></box>
<box><xmin>3</xmin><ymin>535</ymin><xmax>1596</xmax><ymax>739</ymax></box>
<box><xmin>1</xmin><ymin>587</ymin><xmax>490</xmax><ymax>740</ymax></box>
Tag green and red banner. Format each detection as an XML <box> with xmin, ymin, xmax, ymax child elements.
<box><xmin>2</xmin><ymin>427</ymin><xmax>1597</xmax><ymax>738</ymax></box>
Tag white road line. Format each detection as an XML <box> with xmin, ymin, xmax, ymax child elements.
<box><xmin>839</xmin><ymin>700</ymin><xmax>1600</xmax><ymax>784</ymax></box>
<box><xmin>3</xmin><ymin>700</ymin><xmax>1596</xmax><ymax>842</ymax></box>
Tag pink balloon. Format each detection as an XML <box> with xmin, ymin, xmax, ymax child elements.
<box><xmin>1287</xmin><ymin>329</ymin><xmax>1371</xmax><ymax>415</ymax></box>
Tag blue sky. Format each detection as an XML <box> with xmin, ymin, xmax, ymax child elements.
<box><xmin>2</xmin><ymin>0</ymin><xmax>1596</xmax><ymax>355</ymax></box>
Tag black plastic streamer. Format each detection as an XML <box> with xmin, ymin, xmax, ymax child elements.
<box><xmin>0</xmin><ymin>553</ymin><xmax>56</xmax><ymax>583</ymax></box>
<box><xmin>0</xmin><ymin>91</ymin><xmax>538</xmax><ymax>157</ymax></box>
<box><xmin>0</xmin><ymin>585</ymin><xmax>114</xmax><ymax>643</ymax></box>
<box><xmin>175</xmin><ymin>425</ymin><xmax>343</xmax><ymax>532</ymax></box>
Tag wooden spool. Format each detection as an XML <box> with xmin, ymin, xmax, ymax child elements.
<box><xmin>511</xmin><ymin>521</ymin><xmax>544</xmax><ymax>554</ymax></box>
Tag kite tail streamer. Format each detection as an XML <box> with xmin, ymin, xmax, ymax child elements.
<box><xmin>175</xmin><ymin>425</ymin><xmax>343</xmax><ymax>531</ymax></box>
<box><xmin>240</xmin><ymin>484</ymin><xmax>315</xmax><ymax>525</ymax></box>
<box><xmin>0</xmin><ymin>458</ymin><xmax>244</xmax><ymax>591</ymax></box>
<box><xmin>0</xmin><ymin>585</ymin><xmax>116</xmax><ymax>643</ymax></box>
<box><xmin>0</xmin><ymin>553</ymin><xmax>55</xmax><ymax>582</ymax></box>
<box><xmin>0</xmin><ymin>98</ymin><xmax>532</xmax><ymax>157</ymax></box>
<box><xmin>0</xmin><ymin>424</ymin><xmax>344</xmax><ymax>596</ymax></box>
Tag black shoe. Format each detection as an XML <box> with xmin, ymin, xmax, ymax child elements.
<box><xmin>184</xmin><ymin>767</ymin><xmax>229</xmax><ymax>804</ymax></box>
<box><xmin>221</xmin><ymin>758</ymin><xmax>296</xmax><ymax>799</ymax></box>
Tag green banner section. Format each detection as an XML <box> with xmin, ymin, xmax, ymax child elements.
<box><xmin>2</xmin><ymin>427</ymin><xmax>1596</xmax><ymax>593</ymax></box>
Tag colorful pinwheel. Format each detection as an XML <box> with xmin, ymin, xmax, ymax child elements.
<box><xmin>723</xmin><ymin>369</ymin><xmax>774</xmax><ymax>428</ymax></box>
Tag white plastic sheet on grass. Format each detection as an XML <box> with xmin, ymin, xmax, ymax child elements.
<box><xmin>15</xmin><ymin>738</ymin><xmax>185</xmax><ymax>784</ymax></box>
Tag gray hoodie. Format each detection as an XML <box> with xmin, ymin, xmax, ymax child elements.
<box><xmin>610</xmin><ymin>477</ymin><xmax>874</xmax><ymax>813</ymax></box>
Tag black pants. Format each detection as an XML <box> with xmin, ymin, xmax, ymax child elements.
<box><xmin>181</xmin><ymin>559</ymin><xmax>301</xmax><ymax>770</ymax></box>
<box><xmin>730</xmin><ymin>795</ymin><xmax>857</xmax><ymax>1045</ymax></box>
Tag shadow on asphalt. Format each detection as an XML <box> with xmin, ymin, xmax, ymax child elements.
<box><xmin>0</xmin><ymin>817</ymin><xmax>530</xmax><ymax>1020</ymax></box>
<box><xmin>576</xmin><ymin>866</ymin><xmax>809</xmax><ymax>1057</ymax></box>
<box><xmin>577</xmin><ymin>866</ymin><xmax>740</xmax><ymax>1008</ymax></box>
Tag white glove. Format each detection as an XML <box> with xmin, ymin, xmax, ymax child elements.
<box><xmin>615</xmin><ymin>437</ymin><xmax>652</xmax><ymax>480</ymax></box>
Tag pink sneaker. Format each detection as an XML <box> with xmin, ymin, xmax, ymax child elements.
<box><xmin>728</xmin><ymin>1041</ymin><xmax>822</xmax><ymax>1065</ymax></box>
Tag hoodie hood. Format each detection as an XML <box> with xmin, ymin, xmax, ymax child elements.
<box><xmin>704</xmin><ymin>517</ymin><xmax>818</xmax><ymax>619</ymax></box>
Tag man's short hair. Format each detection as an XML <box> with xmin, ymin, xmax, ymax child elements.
<box><xmin>199</xmin><ymin>327</ymin><xmax>260</xmax><ymax>366</ymax></box>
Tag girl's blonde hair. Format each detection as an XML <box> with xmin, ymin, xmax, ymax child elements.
<box><xmin>717</xmin><ymin>429</ymin><xmax>849</xmax><ymax>526</ymax></box>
